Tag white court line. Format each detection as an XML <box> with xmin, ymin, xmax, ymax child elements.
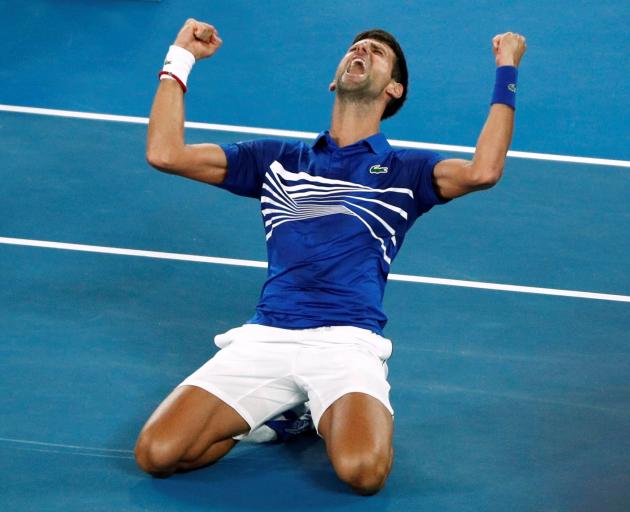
<box><xmin>0</xmin><ymin>436</ymin><xmax>132</xmax><ymax>454</ymax></box>
<box><xmin>1</xmin><ymin>103</ymin><xmax>629</xmax><ymax>168</ymax></box>
<box><xmin>0</xmin><ymin>237</ymin><xmax>267</xmax><ymax>269</ymax></box>
<box><xmin>13</xmin><ymin>447</ymin><xmax>135</xmax><ymax>460</ymax></box>
<box><xmin>1</xmin><ymin>236</ymin><xmax>629</xmax><ymax>303</ymax></box>
<box><xmin>0</xmin><ymin>436</ymin><xmax>259</xmax><ymax>463</ymax></box>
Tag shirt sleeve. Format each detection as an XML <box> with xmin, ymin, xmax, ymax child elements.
<box><xmin>216</xmin><ymin>139</ymin><xmax>271</xmax><ymax>198</ymax></box>
<box><xmin>409</xmin><ymin>149</ymin><xmax>448</xmax><ymax>217</ymax></box>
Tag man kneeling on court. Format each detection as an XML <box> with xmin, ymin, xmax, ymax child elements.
<box><xmin>135</xmin><ymin>19</ymin><xmax>526</xmax><ymax>495</ymax></box>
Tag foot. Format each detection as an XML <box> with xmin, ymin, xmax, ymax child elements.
<box><xmin>265</xmin><ymin>409</ymin><xmax>314</xmax><ymax>442</ymax></box>
<box><xmin>241</xmin><ymin>406</ymin><xmax>315</xmax><ymax>443</ymax></box>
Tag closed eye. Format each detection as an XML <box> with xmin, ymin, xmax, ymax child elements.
<box><xmin>372</xmin><ymin>45</ymin><xmax>384</xmax><ymax>55</ymax></box>
<box><xmin>347</xmin><ymin>42</ymin><xmax>387</xmax><ymax>57</ymax></box>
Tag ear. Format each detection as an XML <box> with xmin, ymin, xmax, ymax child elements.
<box><xmin>386</xmin><ymin>81</ymin><xmax>403</xmax><ymax>100</ymax></box>
<box><xmin>329</xmin><ymin>80</ymin><xmax>336</xmax><ymax>92</ymax></box>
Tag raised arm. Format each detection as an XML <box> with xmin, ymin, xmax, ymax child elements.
<box><xmin>433</xmin><ymin>32</ymin><xmax>527</xmax><ymax>200</ymax></box>
<box><xmin>146</xmin><ymin>19</ymin><xmax>228</xmax><ymax>184</ymax></box>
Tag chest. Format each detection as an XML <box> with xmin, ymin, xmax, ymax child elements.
<box><xmin>260</xmin><ymin>154</ymin><xmax>414</xmax><ymax>242</ymax></box>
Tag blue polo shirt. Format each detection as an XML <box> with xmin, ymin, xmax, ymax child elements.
<box><xmin>218</xmin><ymin>131</ymin><xmax>445</xmax><ymax>334</ymax></box>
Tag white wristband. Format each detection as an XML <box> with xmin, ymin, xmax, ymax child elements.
<box><xmin>159</xmin><ymin>45</ymin><xmax>196</xmax><ymax>92</ymax></box>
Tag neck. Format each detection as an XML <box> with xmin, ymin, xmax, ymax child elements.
<box><xmin>329</xmin><ymin>97</ymin><xmax>382</xmax><ymax>148</ymax></box>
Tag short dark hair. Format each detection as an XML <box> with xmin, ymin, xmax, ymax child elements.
<box><xmin>352</xmin><ymin>29</ymin><xmax>408</xmax><ymax>119</ymax></box>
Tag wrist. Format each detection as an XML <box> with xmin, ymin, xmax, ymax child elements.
<box><xmin>496</xmin><ymin>58</ymin><xmax>516</xmax><ymax>67</ymax></box>
<box><xmin>158</xmin><ymin>45</ymin><xmax>196</xmax><ymax>93</ymax></box>
<box><xmin>491</xmin><ymin>65</ymin><xmax>518</xmax><ymax>110</ymax></box>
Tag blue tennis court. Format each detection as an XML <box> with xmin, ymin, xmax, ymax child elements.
<box><xmin>1</xmin><ymin>1</ymin><xmax>629</xmax><ymax>511</ymax></box>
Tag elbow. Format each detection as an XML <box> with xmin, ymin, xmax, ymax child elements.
<box><xmin>146</xmin><ymin>147</ymin><xmax>179</xmax><ymax>173</ymax></box>
<box><xmin>469</xmin><ymin>166</ymin><xmax>503</xmax><ymax>189</ymax></box>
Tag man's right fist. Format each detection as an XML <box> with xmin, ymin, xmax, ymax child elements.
<box><xmin>174</xmin><ymin>19</ymin><xmax>223</xmax><ymax>61</ymax></box>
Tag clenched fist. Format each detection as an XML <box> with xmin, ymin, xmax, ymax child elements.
<box><xmin>173</xmin><ymin>18</ymin><xmax>223</xmax><ymax>61</ymax></box>
<box><xmin>493</xmin><ymin>32</ymin><xmax>527</xmax><ymax>67</ymax></box>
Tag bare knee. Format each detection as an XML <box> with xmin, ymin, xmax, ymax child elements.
<box><xmin>133</xmin><ymin>386</ymin><xmax>248</xmax><ymax>476</ymax></box>
<box><xmin>333</xmin><ymin>449</ymin><xmax>392</xmax><ymax>495</ymax></box>
<box><xmin>134</xmin><ymin>430</ymin><xmax>182</xmax><ymax>477</ymax></box>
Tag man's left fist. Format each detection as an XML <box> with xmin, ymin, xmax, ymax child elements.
<box><xmin>493</xmin><ymin>32</ymin><xmax>527</xmax><ymax>67</ymax></box>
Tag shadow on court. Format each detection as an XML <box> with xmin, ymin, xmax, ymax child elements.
<box><xmin>127</xmin><ymin>434</ymin><xmax>366</xmax><ymax>510</ymax></box>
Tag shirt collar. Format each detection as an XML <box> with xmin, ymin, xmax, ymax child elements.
<box><xmin>312</xmin><ymin>131</ymin><xmax>329</xmax><ymax>149</ymax></box>
<box><xmin>363</xmin><ymin>132</ymin><xmax>391</xmax><ymax>154</ymax></box>
<box><xmin>312</xmin><ymin>130</ymin><xmax>391</xmax><ymax>154</ymax></box>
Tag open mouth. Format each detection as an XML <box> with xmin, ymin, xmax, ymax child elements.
<box><xmin>346</xmin><ymin>58</ymin><xmax>367</xmax><ymax>76</ymax></box>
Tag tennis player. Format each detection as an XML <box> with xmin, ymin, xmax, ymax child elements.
<box><xmin>135</xmin><ymin>19</ymin><xmax>526</xmax><ymax>495</ymax></box>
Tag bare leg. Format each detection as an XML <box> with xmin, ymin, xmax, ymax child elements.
<box><xmin>318</xmin><ymin>392</ymin><xmax>394</xmax><ymax>495</ymax></box>
<box><xmin>134</xmin><ymin>385</ymin><xmax>250</xmax><ymax>477</ymax></box>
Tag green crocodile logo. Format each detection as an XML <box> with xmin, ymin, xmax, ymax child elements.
<box><xmin>369</xmin><ymin>164</ymin><xmax>389</xmax><ymax>174</ymax></box>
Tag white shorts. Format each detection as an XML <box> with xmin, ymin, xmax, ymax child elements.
<box><xmin>178</xmin><ymin>324</ymin><xmax>394</xmax><ymax>434</ymax></box>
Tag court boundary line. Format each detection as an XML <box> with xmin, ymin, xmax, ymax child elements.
<box><xmin>0</xmin><ymin>436</ymin><xmax>132</xmax><ymax>454</ymax></box>
<box><xmin>12</xmin><ymin>447</ymin><xmax>134</xmax><ymax>460</ymax></box>
<box><xmin>1</xmin><ymin>236</ymin><xmax>628</xmax><ymax>303</ymax></box>
<box><xmin>0</xmin><ymin>437</ymin><xmax>135</xmax><ymax>460</ymax></box>
<box><xmin>1</xmin><ymin>103</ymin><xmax>629</xmax><ymax>168</ymax></box>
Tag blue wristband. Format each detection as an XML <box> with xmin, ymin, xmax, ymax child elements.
<box><xmin>491</xmin><ymin>66</ymin><xmax>518</xmax><ymax>110</ymax></box>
